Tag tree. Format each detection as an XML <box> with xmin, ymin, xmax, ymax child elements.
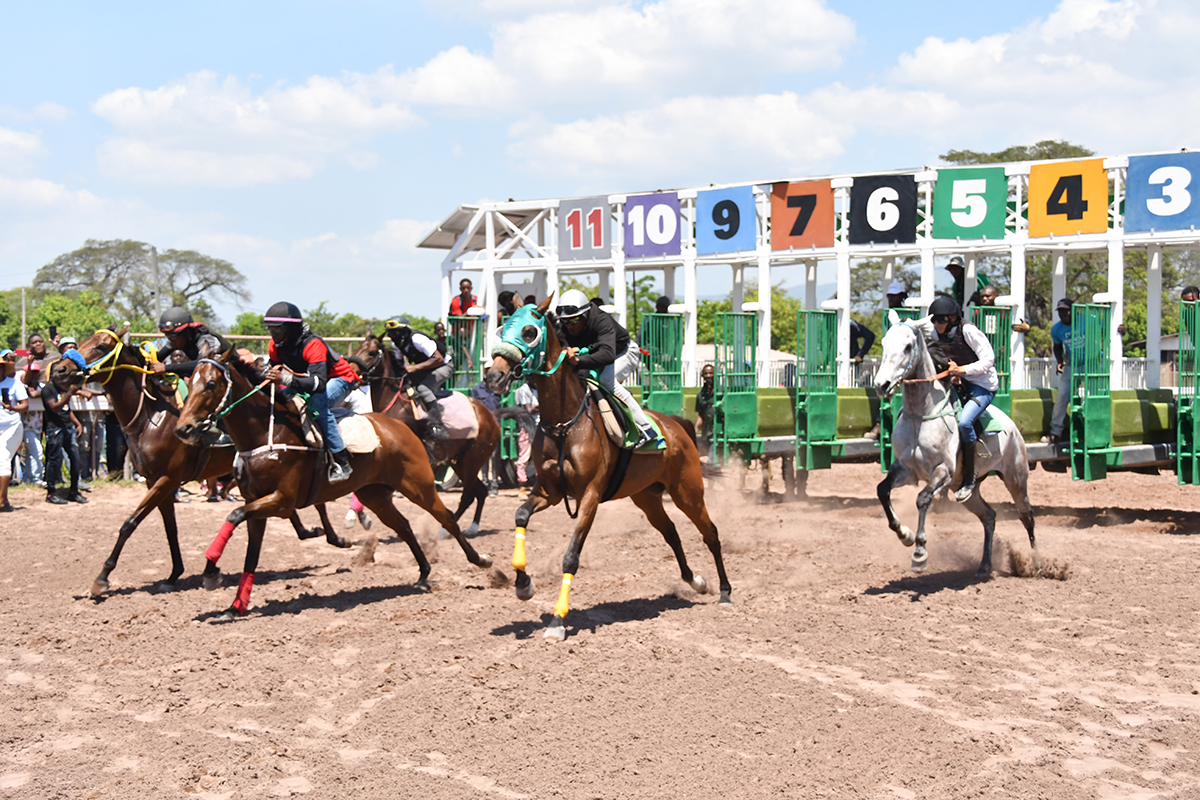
<box><xmin>34</xmin><ymin>239</ymin><xmax>250</xmax><ymax>323</ymax></box>
<box><xmin>940</xmin><ymin>140</ymin><xmax>1095</xmax><ymax>165</ymax></box>
<box><xmin>27</xmin><ymin>291</ymin><xmax>115</xmax><ymax>341</ymax></box>
<box><xmin>697</xmin><ymin>282</ymin><xmax>804</xmax><ymax>352</ymax></box>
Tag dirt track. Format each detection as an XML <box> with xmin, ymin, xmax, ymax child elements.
<box><xmin>3</xmin><ymin>463</ymin><xmax>1200</xmax><ymax>799</ymax></box>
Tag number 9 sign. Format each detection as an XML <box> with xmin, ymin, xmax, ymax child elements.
<box><xmin>1124</xmin><ymin>153</ymin><xmax>1200</xmax><ymax>232</ymax></box>
<box><xmin>932</xmin><ymin>167</ymin><xmax>1007</xmax><ymax>240</ymax></box>
<box><xmin>696</xmin><ymin>186</ymin><xmax>756</xmax><ymax>255</ymax></box>
<box><xmin>848</xmin><ymin>175</ymin><xmax>917</xmax><ymax>245</ymax></box>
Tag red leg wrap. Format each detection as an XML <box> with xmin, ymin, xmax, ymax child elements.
<box><xmin>206</xmin><ymin>521</ymin><xmax>237</xmax><ymax>563</ymax></box>
<box><xmin>232</xmin><ymin>572</ymin><xmax>254</xmax><ymax>613</ymax></box>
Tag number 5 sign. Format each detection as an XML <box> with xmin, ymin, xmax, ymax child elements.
<box><xmin>932</xmin><ymin>167</ymin><xmax>1007</xmax><ymax>240</ymax></box>
<box><xmin>624</xmin><ymin>193</ymin><xmax>681</xmax><ymax>258</ymax></box>
<box><xmin>1124</xmin><ymin>153</ymin><xmax>1200</xmax><ymax>232</ymax></box>
<box><xmin>1027</xmin><ymin>158</ymin><xmax>1108</xmax><ymax>238</ymax></box>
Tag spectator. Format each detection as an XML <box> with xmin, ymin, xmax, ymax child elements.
<box><xmin>513</xmin><ymin>381</ymin><xmax>538</xmax><ymax>497</ymax></box>
<box><xmin>104</xmin><ymin>411</ymin><xmax>127</xmax><ymax>480</ymax></box>
<box><xmin>849</xmin><ymin>318</ymin><xmax>875</xmax><ymax>363</ymax></box>
<box><xmin>449</xmin><ymin>278</ymin><xmax>478</xmax><ymax>316</ymax></box>
<box><xmin>1183</xmin><ymin>286</ymin><xmax>1200</xmax><ymax>303</ymax></box>
<box><xmin>523</xmin><ymin>294</ymin><xmax>537</xmax><ymax>307</ymax></box>
<box><xmin>1</xmin><ymin>349</ymin><xmax>30</xmax><ymax>512</ymax></box>
<box><xmin>655</xmin><ymin>295</ymin><xmax>671</xmax><ymax>314</ymax></box>
<box><xmin>41</xmin><ymin>356</ymin><xmax>92</xmax><ymax>505</ymax></box>
<box><xmin>1042</xmin><ymin>298</ymin><xmax>1076</xmax><ymax>445</ymax></box>
<box><xmin>17</xmin><ymin>336</ymin><xmax>46</xmax><ymax>487</ymax></box>
<box><xmin>695</xmin><ymin>364</ymin><xmax>715</xmax><ymax>455</ymax></box>
<box><xmin>886</xmin><ymin>282</ymin><xmax>908</xmax><ymax>310</ymax></box>
<box><xmin>497</xmin><ymin>291</ymin><xmax>524</xmax><ymax>317</ymax></box>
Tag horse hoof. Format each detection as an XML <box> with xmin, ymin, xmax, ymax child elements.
<box><xmin>515</xmin><ymin>572</ymin><xmax>535</xmax><ymax>601</ymax></box>
<box><xmin>154</xmin><ymin>580</ymin><xmax>179</xmax><ymax>594</ymax></box>
<box><xmin>415</xmin><ymin>579</ymin><xmax>432</xmax><ymax>594</ymax></box>
<box><xmin>897</xmin><ymin>525</ymin><xmax>916</xmax><ymax>547</ymax></box>
<box><xmin>90</xmin><ymin>578</ymin><xmax>109</xmax><ymax>597</ymax></box>
<box><xmin>327</xmin><ymin>534</ymin><xmax>352</xmax><ymax>549</ymax></box>
<box><xmin>436</xmin><ymin>527</ymin><xmax>451</xmax><ymax>540</ymax></box>
<box><xmin>475</xmin><ymin>553</ymin><xmax>493</xmax><ymax>569</ymax></box>
<box><xmin>213</xmin><ymin>608</ymin><xmax>240</xmax><ymax>623</ymax></box>
<box><xmin>911</xmin><ymin>551</ymin><xmax>928</xmax><ymax>573</ymax></box>
<box><xmin>689</xmin><ymin>576</ymin><xmax>709</xmax><ymax>594</ymax></box>
<box><xmin>343</xmin><ymin>510</ymin><xmax>357</xmax><ymax>529</ymax></box>
<box><xmin>543</xmin><ymin>618</ymin><xmax>566</xmax><ymax>641</ymax></box>
<box><xmin>203</xmin><ymin>572</ymin><xmax>221</xmax><ymax>592</ymax></box>
<box><xmin>718</xmin><ymin>589</ymin><xmax>733</xmax><ymax>606</ymax></box>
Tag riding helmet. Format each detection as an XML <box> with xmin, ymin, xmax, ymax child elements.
<box><xmin>929</xmin><ymin>295</ymin><xmax>960</xmax><ymax>318</ymax></box>
<box><xmin>556</xmin><ymin>289</ymin><xmax>591</xmax><ymax>320</ymax></box>
<box><xmin>264</xmin><ymin>301</ymin><xmax>304</xmax><ymax>341</ymax></box>
<box><xmin>158</xmin><ymin>306</ymin><xmax>195</xmax><ymax>334</ymax></box>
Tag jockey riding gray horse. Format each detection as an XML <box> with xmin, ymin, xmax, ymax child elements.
<box><xmin>874</xmin><ymin>307</ymin><xmax>1036</xmax><ymax>575</ymax></box>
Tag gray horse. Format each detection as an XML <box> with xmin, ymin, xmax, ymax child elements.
<box><xmin>874</xmin><ymin>310</ymin><xmax>1036</xmax><ymax>574</ymax></box>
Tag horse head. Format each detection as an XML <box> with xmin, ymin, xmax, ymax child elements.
<box><xmin>51</xmin><ymin>325</ymin><xmax>132</xmax><ymax>388</ymax></box>
<box><xmin>874</xmin><ymin>311</ymin><xmax>920</xmax><ymax>400</ymax></box>
<box><xmin>347</xmin><ymin>333</ymin><xmax>387</xmax><ymax>382</ymax></box>
<box><xmin>175</xmin><ymin>346</ymin><xmax>239</xmax><ymax>445</ymax></box>
<box><xmin>485</xmin><ymin>295</ymin><xmax>554</xmax><ymax>395</ymax></box>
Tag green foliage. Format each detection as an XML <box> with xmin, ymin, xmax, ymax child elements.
<box><xmin>0</xmin><ymin>289</ymin><xmax>19</xmax><ymax>349</ymax></box>
<box><xmin>940</xmin><ymin>140</ymin><xmax>1095</xmax><ymax>165</ymax></box>
<box><xmin>696</xmin><ymin>282</ymin><xmax>805</xmax><ymax>352</ymax></box>
<box><xmin>27</xmin><ymin>291</ymin><xmax>116</xmax><ymax>341</ymax></box>
<box><xmin>230</xmin><ymin>312</ymin><xmax>267</xmax><ymax>337</ymax></box>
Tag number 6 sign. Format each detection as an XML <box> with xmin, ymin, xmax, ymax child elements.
<box><xmin>932</xmin><ymin>167</ymin><xmax>1007</xmax><ymax>240</ymax></box>
<box><xmin>1124</xmin><ymin>153</ymin><xmax>1200</xmax><ymax>232</ymax></box>
<box><xmin>848</xmin><ymin>175</ymin><xmax>917</xmax><ymax>245</ymax></box>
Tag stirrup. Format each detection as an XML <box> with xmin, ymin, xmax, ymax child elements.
<box><xmin>954</xmin><ymin>479</ymin><xmax>975</xmax><ymax>503</ymax></box>
<box><xmin>328</xmin><ymin>452</ymin><xmax>353</xmax><ymax>483</ymax></box>
<box><xmin>635</xmin><ymin>427</ymin><xmax>666</xmax><ymax>450</ymax></box>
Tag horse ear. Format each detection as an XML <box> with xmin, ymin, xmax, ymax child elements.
<box><xmin>219</xmin><ymin>347</ymin><xmax>236</xmax><ymax>364</ymax></box>
<box><xmin>887</xmin><ymin>309</ymin><xmax>900</xmax><ymax>327</ymax></box>
<box><xmin>116</xmin><ymin>323</ymin><xmax>130</xmax><ymax>337</ymax></box>
<box><xmin>537</xmin><ymin>294</ymin><xmax>554</xmax><ymax>314</ymax></box>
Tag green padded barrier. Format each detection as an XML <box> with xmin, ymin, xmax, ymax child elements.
<box><xmin>1110</xmin><ymin>389</ymin><xmax>1175</xmax><ymax>447</ymax></box>
<box><xmin>1009</xmin><ymin>389</ymin><xmax>1054</xmax><ymax>443</ymax></box>
<box><xmin>837</xmin><ymin>388</ymin><xmax>879</xmax><ymax>440</ymax></box>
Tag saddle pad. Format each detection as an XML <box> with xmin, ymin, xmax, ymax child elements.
<box><xmin>979</xmin><ymin>407</ymin><xmax>1007</xmax><ymax>435</ymax></box>
<box><xmin>338</xmin><ymin>414</ymin><xmax>381</xmax><ymax>454</ymax></box>
<box><xmin>438</xmin><ymin>392</ymin><xmax>480</xmax><ymax>439</ymax></box>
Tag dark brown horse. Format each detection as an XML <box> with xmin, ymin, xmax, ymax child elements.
<box><xmin>484</xmin><ymin>298</ymin><xmax>731</xmax><ymax>641</ymax></box>
<box><xmin>174</xmin><ymin>348</ymin><xmax>492</xmax><ymax>616</ymax></box>
<box><xmin>57</xmin><ymin>328</ymin><xmax>347</xmax><ymax>597</ymax></box>
<box><xmin>349</xmin><ymin>333</ymin><xmax>501</xmax><ymax>535</ymax></box>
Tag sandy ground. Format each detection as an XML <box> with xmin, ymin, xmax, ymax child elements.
<box><xmin>2</xmin><ymin>461</ymin><xmax>1200</xmax><ymax>799</ymax></box>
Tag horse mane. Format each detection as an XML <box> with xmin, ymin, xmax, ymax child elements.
<box><xmin>227</xmin><ymin>350</ymin><xmax>267</xmax><ymax>385</ymax></box>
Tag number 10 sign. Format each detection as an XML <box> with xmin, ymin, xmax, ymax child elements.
<box><xmin>624</xmin><ymin>193</ymin><xmax>681</xmax><ymax>258</ymax></box>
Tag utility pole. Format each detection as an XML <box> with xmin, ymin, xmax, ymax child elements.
<box><xmin>150</xmin><ymin>246</ymin><xmax>162</xmax><ymax>324</ymax></box>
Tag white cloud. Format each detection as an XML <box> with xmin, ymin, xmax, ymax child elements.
<box><xmin>0</xmin><ymin>127</ymin><xmax>46</xmax><ymax>169</ymax></box>
<box><xmin>1041</xmin><ymin>0</ymin><xmax>1145</xmax><ymax>42</ymax></box>
<box><xmin>383</xmin><ymin>46</ymin><xmax>517</xmax><ymax>109</ymax></box>
<box><xmin>92</xmin><ymin>71</ymin><xmax>421</xmax><ymax>188</ymax></box>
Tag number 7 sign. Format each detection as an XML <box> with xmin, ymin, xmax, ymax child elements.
<box><xmin>932</xmin><ymin>167</ymin><xmax>1007</xmax><ymax>240</ymax></box>
<box><xmin>771</xmin><ymin>180</ymin><xmax>834</xmax><ymax>250</ymax></box>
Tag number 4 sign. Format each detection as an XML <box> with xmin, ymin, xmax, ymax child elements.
<box><xmin>1027</xmin><ymin>158</ymin><xmax>1108</xmax><ymax>238</ymax></box>
<box><xmin>932</xmin><ymin>167</ymin><xmax>1007</xmax><ymax>240</ymax></box>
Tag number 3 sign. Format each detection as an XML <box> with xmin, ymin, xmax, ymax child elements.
<box><xmin>1124</xmin><ymin>153</ymin><xmax>1200</xmax><ymax>232</ymax></box>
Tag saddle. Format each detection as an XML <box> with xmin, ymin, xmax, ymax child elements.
<box><xmin>582</xmin><ymin>375</ymin><xmax>663</xmax><ymax>451</ymax></box>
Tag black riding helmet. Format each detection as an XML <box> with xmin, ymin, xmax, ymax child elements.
<box><xmin>158</xmin><ymin>306</ymin><xmax>195</xmax><ymax>334</ymax></box>
<box><xmin>929</xmin><ymin>295</ymin><xmax>961</xmax><ymax>319</ymax></box>
<box><xmin>264</xmin><ymin>301</ymin><xmax>304</xmax><ymax>343</ymax></box>
<box><xmin>384</xmin><ymin>316</ymin><xmax>412</xmax><ymax>344</ymax></box>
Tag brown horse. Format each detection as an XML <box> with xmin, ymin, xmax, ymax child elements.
<box><xmin>57</xmin><ymin>328</ymin><xmax>348</xmax><ymax>597</ymax></box>
<box><xmin>484</xmin><ymin>297</ymin><xmax>731</xmax><ymax>641</ymax></box>
<box><xmin>174</xmin><ymin>348</ymin><xmax>492</xmax><ymax>616</ymax></box>
<box><xmin>349</xmin><ymin>333</ymin><xmax>501</xmax><ymax>535</ymax></box>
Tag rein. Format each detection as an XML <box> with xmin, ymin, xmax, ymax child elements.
<box><xmin>84</xmin><ymin>330</ymin><xmax>163</xmax><ymax>386</ymax></box>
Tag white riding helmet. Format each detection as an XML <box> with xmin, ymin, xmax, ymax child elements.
<box><xmin>557</xmin><ymin>289</ymin><xmax>591</xmax><ymax>320</ymax></box>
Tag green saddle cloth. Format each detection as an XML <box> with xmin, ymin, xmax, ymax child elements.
<box><xmin>583</xmin><ymin>375</ymin><xmax>664</xmax><ymax>450</ymax></box>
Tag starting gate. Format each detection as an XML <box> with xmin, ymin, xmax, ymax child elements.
<box><xmin>879</xmin><ymin>307</ymin><xmax>921</xmax><ymax>471</ymax></box>
<box><xmin>639</xmin><ymin>313</ymin><xmax>684</xmax><ymax>416</ymax></box>
<box><xmin>1068</xmin><ymin>303</ymin><xmax>1113</xmax><ymax>481</ymax></box>
<box><xmin>447</xmin><ymin>316</ymin><xmax>485</xmax><ymax>393</ymax></box>
<box><xmin>1178</xmin><ymin>301</ymin><xmax>1200</xmax><ymax>484</ymax></box>
<box><xmin>795</xmin><ymin>310</ymin><xmax>839</xmax><ymax>470</ymax></box>
<box><xmin>969</xmin><ymin>305</ymin><xmax>1012</xmax><ymax>415</ymax></box>
<box><xmin>712</xmin><ymin>312</ymin><xmax>759</xmax><ymax>465</ymax></box>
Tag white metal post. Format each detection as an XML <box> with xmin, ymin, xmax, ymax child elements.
<box><xmin>964</xmin><ymin>254</ymin><xmax>978</xmax><ymax>310</ymax></box>
<box><xmin>1051</xmin><ymin>250</ymin><xmax>1067</xmax><ymax>307</ymax></box>
<box><xmin>756</xmin><ymin>188</ymin><xmax>772</xmax><ymax>387</ymax></box>
<box><xmin>546</xmin><ymin>207</ymin><xmax>560</xmax><ymax>307</ymax></box>
<box><xmin>805</xmin><ymin>259</ymin><xmax>818</xmax><ymax>311</ymax></box>
<box><xmin>681</xmin><ymin>195</ymin><xmax>698</xmax><ymax>385</ymax></box>
<box><xmin>1010</xmin><ymin>243</ymin><xmax>1027</xmax><ymax>390</ymax></box>
<box><xmin>732</xmin><ymin>264</ymin><xmax>744</xmax><ymax>311</ymax></box>
<box><xmin>612</xmin><ymin>200</ymin><xmax>627</xmax><ymax>325</ymax></box>
<box><xmin>1108</xmin><ymin>237</ymin><xmax>1125</xmax><ymax>388</ymax></box>
<box><xmin>1147</xmin><ymin>244</ymin><xmax>1163</xmax><ymax>389</ymax></box>
<box><xmin>483</xmin><ymin>209</ymin><xmax>498</xmax><ymax>330</ymax></box>
<box><xmin>880</xmin><ymin>256</ymin><xmax>895</xmax><ymax>300</ymax></box>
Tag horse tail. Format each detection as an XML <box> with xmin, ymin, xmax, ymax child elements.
<box><xmin>670</xmin><ymin>414</ymin><xmax>697</xmax><ymax>444</ymax></box>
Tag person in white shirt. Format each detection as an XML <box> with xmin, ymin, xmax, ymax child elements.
<box><xmin>0</xmin><ymin>349</ymin><xmax>30</xmax><ymax>511</ymax></box>
<box><xmin>922</xmin><ymin>295</ymin><xmax>998</xmax><ymax>503</ymax></box>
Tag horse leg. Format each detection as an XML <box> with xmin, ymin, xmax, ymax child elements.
<box><xmin>355</xmin><ymin>484</ymin><xmax>432</xmax><ymax>591</ymax></box>
<box><xmin>876</xmin><ymin>461</ymin><xmax>917</xmax><ymax>547</ymax></box>
<box><xmin>630</xmin><ymin>488</ymin><xmax>708</xmax><ymax>595</ymax></box>
<box><xmin>512</xmin><ymin>481</ymin><xmax>558</xmax><ymax>601</ymax></box>
<box><xmin>545</xmin><ymin>488</ymin><xmax>602</xmax><ymax>642</ymax></box>
<box><xmin>91</xmin><ymin>476</ymin><xmax>178</xmax><ymax>596</ymax></box>
<box><xmin>666</xmin><ymin>469</ymin><xmax>732</xmax><ymax>605</ymax></box>
<box><xmin>1001</xmin><ymin>454</ymin><xmax>1037</xmax><ymax>551</ymax></box>
<box><xmin>202</xmin><ymin>491</ymin><xmax>285</xmax><ymax>591</ymax></box>
<box><xmin>223</xmin><ymin>517</ymin><xmax>266</xmax><ymax>618</ymax></box>
<box><xmin>158</xmin><ymin>498</ymin><xmax>184</xmax><ymax>591</ymax></box>
<box><xmin>912</xmin><ymin>464</ymin><xmax>954</xmax><ymax>573</ymax></box>
<box><xmin>453</xmin><ymin>436</ymin><xmax>494</xmax><ymax>537</ymax></box>
<box><xmin>395</xmin><ymin>471</ymin><xmax>492</xmax><ymax>570</ymax></box>
<box><xmin>289</xmin><ymin>511</ymin><xmax>322</xmax><ymax>540</ymax></box>
<box><xmin>961</xmin><ymin>490</ymin><xmax>997</xmax><ymax>577</ymax></box>
<box><xmin>314</xmin><ymin>503</ymin><xmax>351</xmax><ymax>548</ymax></box>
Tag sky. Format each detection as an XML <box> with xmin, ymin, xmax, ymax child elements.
<box><xmin>1</xmin><ymin>0</ymin><xmax>1196</xmax><ymax>327</ymax></box>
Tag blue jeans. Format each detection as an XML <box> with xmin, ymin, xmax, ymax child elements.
<box><xmin>308</xmin><ymin>377</ymin><xmax>357</xmax><ymax>453</ymax></box>
<box><xmin>958</xmin><ymin>382</ymin><xmax>996</xmax><ymax>445</ymax></box>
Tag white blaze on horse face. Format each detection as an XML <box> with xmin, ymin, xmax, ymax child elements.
<box><xmin>875</xmin><ymin>325</ymin><xmax>914</xmax><ymax>398</ymax></box>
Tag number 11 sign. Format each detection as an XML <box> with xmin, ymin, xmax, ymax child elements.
<box><xmin>558</xmin><ymin>197</ymin><xmax>611</xmax><ymax>261</ymax></box>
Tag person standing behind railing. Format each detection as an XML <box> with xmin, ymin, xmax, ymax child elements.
<box><xmin>0</xmin><ymin>349</ymin><xmax>30</xmax><ymax>512</ymax></box>
<box><xmin>1042</xmin><ymin>298</ymin><xmax>1076</xmax><ymax>445</ymax></box>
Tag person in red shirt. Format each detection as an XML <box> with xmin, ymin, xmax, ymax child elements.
<box><xmin>262</xmin><ymin>301</ymin><xmax>361</xmax><ymax>482</ymax></box>
<box><xmin>448</xmin><ymin>278</ymin><xmax>478</xmax><ymax>316</ymax></box>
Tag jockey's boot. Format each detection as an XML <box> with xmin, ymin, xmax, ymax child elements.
<box><xmin>329</xmin><ymin>448</ymin><xmax>353</xmax><ymax>483</ymax></box>
<box><xmin>634</xmin><ymin>424</ymin><xmax>667</xmax><ymax>451</ymax></box>
<box><xmin>424</xmin><ymin>400</ymin><xmax>450</xmax><ymax>442</ymax></box>
<box><xmin>954</xmin><ymin>439</ymin><xmax>977</xmax><ymax>502</ymax></box>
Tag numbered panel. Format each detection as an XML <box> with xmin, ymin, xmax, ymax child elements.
<box><xmin>696</xmin><ymin>186</ymin><xmax>757</xmax><ymax>255</ymax></box>
<box><xmin>624</xmin><ymin>193</ymin><xmax>681</xmax><ymax>258</ymax></box>
<box><xmin>1125</xmin><ymin>153</ymin><xmax>1200</xmax><ymax>232</ymax></box>
<box><xmin>848</xmin><ymin>175</ymin><xmax>917</xmax><ymax>245</ymax></box>
<box><xmin>770</xmin><ymin>180</ymin><xmax>835</xmax><ymax>250</ymax></box>
<box><xmin>931</xmin><ymin>167</ymin><xmax>1007</xmax><ymax>240</ymax></box>
<box><xmin>558</xmin><ymin>197</ymin><xmax>611</xmax><ymax>261</ymax></box>
<box><xmin>1028</xmin><ymin>158</ymin><xmax>1108</xmax><ymax>237</ymax></box>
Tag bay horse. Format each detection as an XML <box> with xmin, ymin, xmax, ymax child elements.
<box><xmin>57</xmin><ymin>327</ymin><xmax>347</xmax><ymax>597</ymax></box>
<box><xmin>483</xmin><ymin>297</ymin><xmax>731</xmax><ymax>641</ymax></box>
<box><xmin>874</xmin><ymin>310</ymin><xmax>1036</xmax><ymax>574</ymax></box>
<box><xmin>174</xmin><ymin>348</ymin><xmax>492</xmax><ymax>616</ymax></box>
<box><xmin>349</xmin><ymin>333</ymin><xmax>501</xmax><ymax>535</ymax></box>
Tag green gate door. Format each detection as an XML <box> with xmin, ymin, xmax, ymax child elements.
<box><xmin>713</xmin><ymin>312</ymin><xmax>758</xmax><ymax>466</ymax></box>
<box><xmin>1069</xmin><ymin>303</ymin><xmax>1113</xmax><ymax>481</ymax></box>
<box><xmin>969</xmin><ymin>305</ymin><xmax>1012</xmax><ymax>415</ymax></box>
<box><xmin>879</xmin><ymin>308</ymin><xmax>921</xmax><ymax>471</ymax></box>
<box><xmin>1178</xmin><ymin>300</ymin><xmax>1200</xmax><ymax>484</ymax></box>
<box><xmin>795</xmin><ymin>310</ymin><xmax>839</xmax><ymax>470</ymax></box>
<box><xmin>447</xmin><ymin>316</ymin><xmax>485</xmax><ymax>393</ymax></box>
<box><xmin>639</xmin><ymin>312</ymin><xmax>684</xmax><ymax>416</ymax></box>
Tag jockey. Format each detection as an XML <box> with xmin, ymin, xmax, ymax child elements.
<box><xmin>923</xmin><ymin>295</ymin><xmax>998</xmax><ymax>502</ymax></box>
<box><xmin>555</xmin><ymin>288</ymin><xmax>665</xmax><ymax>450</ymax></box>
<box><xmin>384</xmin><ymin>316</ymin><xmax>452</xmax><ymax>440</ymax></box>
<box><xmin>151</xmin><ymin>307</ymin><xmax>232</xmax><ymax>377</ymax></box>
<box><xmin>262</xmin><ymin>301</ymin><xmax>360</xmax><ymax>483</ymax></box>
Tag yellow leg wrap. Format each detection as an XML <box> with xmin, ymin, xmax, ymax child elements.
<box><xmin>553</xmin><ymin>573</ymin><xmax>574</xmax><ymax>620</ymax></box>
<box><xmin>513</xmin><ymin>528</ymin><xmax>527</xmax><ymax>572</ymax></box>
